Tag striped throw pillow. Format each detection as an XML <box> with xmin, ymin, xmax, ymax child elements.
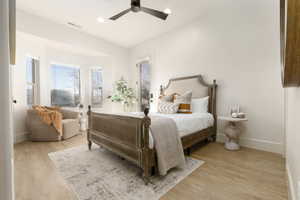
<box><xmin>174</xmin><ymin>91</ymin><xmax>193</xmax><ymax>113</ymax></box>
<box><xmin>157</xmin><ymin>102</ymin><xmax>180</xmax><ymax>114</ymax></box>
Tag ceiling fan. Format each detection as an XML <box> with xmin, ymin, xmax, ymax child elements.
<box><xmin>109</xmin><ymin>0</ymin><xmax>169</xmax><ymax>21</ymax></box>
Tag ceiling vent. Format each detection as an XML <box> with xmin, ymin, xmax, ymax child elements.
<box><xmin>67</xmin><ymin>22</ymin><xmax>82</xmax><ymax>30</ymax></box>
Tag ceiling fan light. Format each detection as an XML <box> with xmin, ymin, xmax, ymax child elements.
<box><xmin>163</xmin><ymin>8</ymin><xmax>172</xmax><ymax>14</ymax></box>
<box><xmin>97</xmin><ymin>17</ymin><xmax>105</xmax><ymax>23</ymax></box>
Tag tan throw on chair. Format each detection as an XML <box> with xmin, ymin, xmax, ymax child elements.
<box><xmin>32</xmin><ymin>106</ymin><xmax>63</xmax><ymax>136</ymax></box>
<box><xmin>27</xmin><ymin>107</ymin><xmax>80</xmax><ymax>141</ymax></box>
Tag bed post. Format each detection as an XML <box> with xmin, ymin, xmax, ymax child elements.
<box><xmin>87</xmin><ymin>105</ymin><xmax>92</xmax><ymax>150</ymax></box>
<box><xmin>212</xmin><ymin>80</ymin><xmax>217</xmax><ymax>141</ymax></box>
<box><xmin>160</xmin><ymin>85</ymin><xmax>164</xmax><ymax>96</ymax></box>
<box><xmin>142</xmin><ymin>108</ymin><xmax>151</xmax><ymax>185</ymax></box>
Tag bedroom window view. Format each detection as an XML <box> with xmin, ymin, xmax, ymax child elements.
<box><xmin>91</xmin><ymin>68</ymin><xmax>103</xmax><ymax>107</ymax></box>
<box><xmin>51</xmin><ymin>64</ymin><xmax>81</xmax><ymax>107</ymax></box>
<box><xmin>138</xmin><ymin>61</ymin><xmax>151</xmax><ymax>111</ymax></box>
<box><xmin>26</xmin><ymin>56</ymin><xmax>39</xmax><ymax>106</ymax></box>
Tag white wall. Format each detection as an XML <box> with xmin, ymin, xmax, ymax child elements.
<box><xmin>129</xmin><ymin>0</ymin><xmax>284</xmax><ymax>154</ymax></box>
<box><xmin>285</xmin><ymin>88</ymin><xmax>300</xmax><ymax>200</ymax></box>
<box><xmin>14</xmin><ymin>11</ymin><xmax>131</xmax><ymax>143</ymax></box>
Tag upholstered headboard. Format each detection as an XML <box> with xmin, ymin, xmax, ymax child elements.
<box><xmin>160</xmin><ymin>75</ymin><xmax>217</xmax><ymax>115</ymax></box>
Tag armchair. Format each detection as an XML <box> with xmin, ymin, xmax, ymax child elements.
<box><xmin>26</xmin><ymin>108</ymin><xmax>80</xmax><ymax>141</ymax></box>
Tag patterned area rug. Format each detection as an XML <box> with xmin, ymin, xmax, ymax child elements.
<box><xmin>49</xmin><ymin>145</ymin><xmax>204</xmax><ymax>200</ymax></box>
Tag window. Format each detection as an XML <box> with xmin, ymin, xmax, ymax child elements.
<box><xmin>51</xmin><ymin>64</ymin><xmax>81</xmax><ymax>107</ymax></box>
<box><xmin>91</xmin><ymin>68</ymin><xmax>103</xmax><ymax>107</ymax></box>
<box><xmin>26</xmin><ymin>57</ymin><xmax>39</xmax><ymax>106</ymax></box>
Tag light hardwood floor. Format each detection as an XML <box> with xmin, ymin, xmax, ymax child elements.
<box><xmin>14</xmin><ymin>134</ymin><xmax>288</xmax><ymax>200</ymax></box>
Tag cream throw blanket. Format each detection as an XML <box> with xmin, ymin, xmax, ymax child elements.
<box><xmin>150</xmin><ymin>115</ymin><xmax>186</xmax><ymax>175</ymax></box>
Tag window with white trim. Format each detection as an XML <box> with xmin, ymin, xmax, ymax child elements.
<box><xmin>51</xmin><ymin>64</ymin><xmax>81</xmax><ymax>107</ymax></box>
<box><xmin>91</xmin><ymin>68</ymin><xmax>103</xmax><ymax>107</ymax></box>
<box><xmin>26</xmin><ymin>57</ymin><xmax>39</xmax><ymax>106</ymax></box>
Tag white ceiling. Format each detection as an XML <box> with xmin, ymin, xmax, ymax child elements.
<box><xmin>16</xmin><ymin>0</ymin><xmax>213</xmax><ymax>48</ymax></box>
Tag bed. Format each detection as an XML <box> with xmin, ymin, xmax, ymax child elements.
<box><xmin>87</xmin><ymin>74</ymin><xmax>217</xmax><ymax>184</ymax></box>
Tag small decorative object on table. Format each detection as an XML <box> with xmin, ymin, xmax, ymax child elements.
<box><xmin>219</xmin><ymin>116</ymin><xmax>248</xmax><ymax>150</ymax></box>
<box><xmin>230</xmin><ymin>105</ymin><xmax>246</xmax><ymax>118</ymax></box>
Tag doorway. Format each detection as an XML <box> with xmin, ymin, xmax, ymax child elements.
<box><xmin>137</xmin><ymin>60</ymin><xmax>151</xmax><ymax>112</ymax></box>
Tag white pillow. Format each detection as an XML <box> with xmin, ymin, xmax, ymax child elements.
<box><xmin>191</xmin><ymin>96</ymin><xmax>209</xmax><ymax>113</ymax></box>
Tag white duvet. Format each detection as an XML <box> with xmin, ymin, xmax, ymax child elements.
<box><xmin>148</xmin><ymin>112</ymin><xmax>214</xmax><ymax>148</ymax></box>
<box><xmin>93</xmin><ymin>111</ymin><xmax>214</xmax><ymax>149</ymax></box>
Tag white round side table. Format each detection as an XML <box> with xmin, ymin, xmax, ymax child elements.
<box><xmin>218</xmin><ymin>116</ymin><xmax>248</xmax><ymax>151</ymax></box>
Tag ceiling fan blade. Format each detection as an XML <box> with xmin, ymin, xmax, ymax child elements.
<box><xmin>141</xmin><ymin>7</ymin><xmax>168</xmax><ymax>20</ymax></box>
<box><xmin>109</xmin><ymin>8</ymin><xmax>131</xmax><ymax>20</ymax></box>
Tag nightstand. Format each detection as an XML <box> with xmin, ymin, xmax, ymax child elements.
<box><xmin>218</xmin><ymin>116</ymin><xmax>248</xmax><ymax>150</ymax></box>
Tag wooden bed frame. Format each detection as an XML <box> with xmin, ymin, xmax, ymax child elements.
<box><xmin>87</xmin><ymin>74</ymin><xmax>217</xmax><ymax>184</ymax></box>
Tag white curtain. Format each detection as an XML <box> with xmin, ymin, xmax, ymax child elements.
<box><xmin>0</xmin><ymin>0</ymin><xmax>16</xmax><ymax>199</ymax></box>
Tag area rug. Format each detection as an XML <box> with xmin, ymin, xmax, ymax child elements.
<box><xmin>49</xmin><ymin>145</ymin><xmax>204</xmax><ymax>200</ymax></box>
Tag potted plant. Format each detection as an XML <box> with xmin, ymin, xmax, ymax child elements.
<box><xmin>110</xmin><ymin>78</ymin><xmax>136</xmax><ymax>112</ymax></box>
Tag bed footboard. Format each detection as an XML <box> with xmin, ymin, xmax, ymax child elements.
<box><xmin>87</xmin><ymin>106</ymin><xmax>153</xmax><ymax>184</ymax></box>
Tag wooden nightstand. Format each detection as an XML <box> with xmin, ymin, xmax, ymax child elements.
<box><xmin>218</xmin><ymin>116</ymin><xmax>248</xmax><ymax>150</ymax></box>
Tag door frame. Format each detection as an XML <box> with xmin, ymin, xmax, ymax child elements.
<box><xmin>0</xmin><ymin>0</ymin><xmax>15</xmax><ymax>199</ymax></box>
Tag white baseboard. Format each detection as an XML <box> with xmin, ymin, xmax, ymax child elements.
<box><xmin>286</xmin><ymin>162</ymin><xmax>297</xmax><ymax>200</ymax></box>
<box><xmin>216</xmin><ymin>133</ymin><xmax>284</xmax><ymax>155</ymax></box>
<box><xmin>14</xmin><ymin>132</ymin><xmax>29</xmax><ymax>144</ymax></box>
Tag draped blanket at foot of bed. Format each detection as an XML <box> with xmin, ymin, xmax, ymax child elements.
<box><xmin>150</xmin><ymin>115</ymin><xmax>186</xmax><ymax>175</ymax></box>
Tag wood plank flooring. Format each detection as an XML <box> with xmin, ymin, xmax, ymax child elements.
<box><xmin>14</xmin><ymin>134</ymin><xmax>288</xmax><ymax>200</ymax></box>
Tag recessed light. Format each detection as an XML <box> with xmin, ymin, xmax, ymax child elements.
<box><xmin>97</xmin><ymin>17</ymin><xmax>105</xmax><ymax>23</ymax></box>
<box><xmin>164</xmin><ymin>8</ymin><xmax>172</xmax><ymax>15</ymax></box>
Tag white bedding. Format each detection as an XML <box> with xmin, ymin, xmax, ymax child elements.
<box><xmin>93</xmin><ymin>111</ymin><xmax>214</xmax><ymax>149</ymax></box>
<box><xmin>148</xmin><ymin>112</ymin><xmax>214</xmax><ymax>148</ymax></box>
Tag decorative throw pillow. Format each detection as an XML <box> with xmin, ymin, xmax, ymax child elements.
<box><xmin>157</xmin><ymin>102</ymin><xmax>180</xmax><ymax>114</ymax></box>
<box><xmin>174</xmin><ymin>91</ymin><xmax>193</xmax><ymax>113</ymax></box>
<box><xmin>191</xmin><ymin>96</ymin><xmax>209</xmax><ymax>113</ymax></box>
